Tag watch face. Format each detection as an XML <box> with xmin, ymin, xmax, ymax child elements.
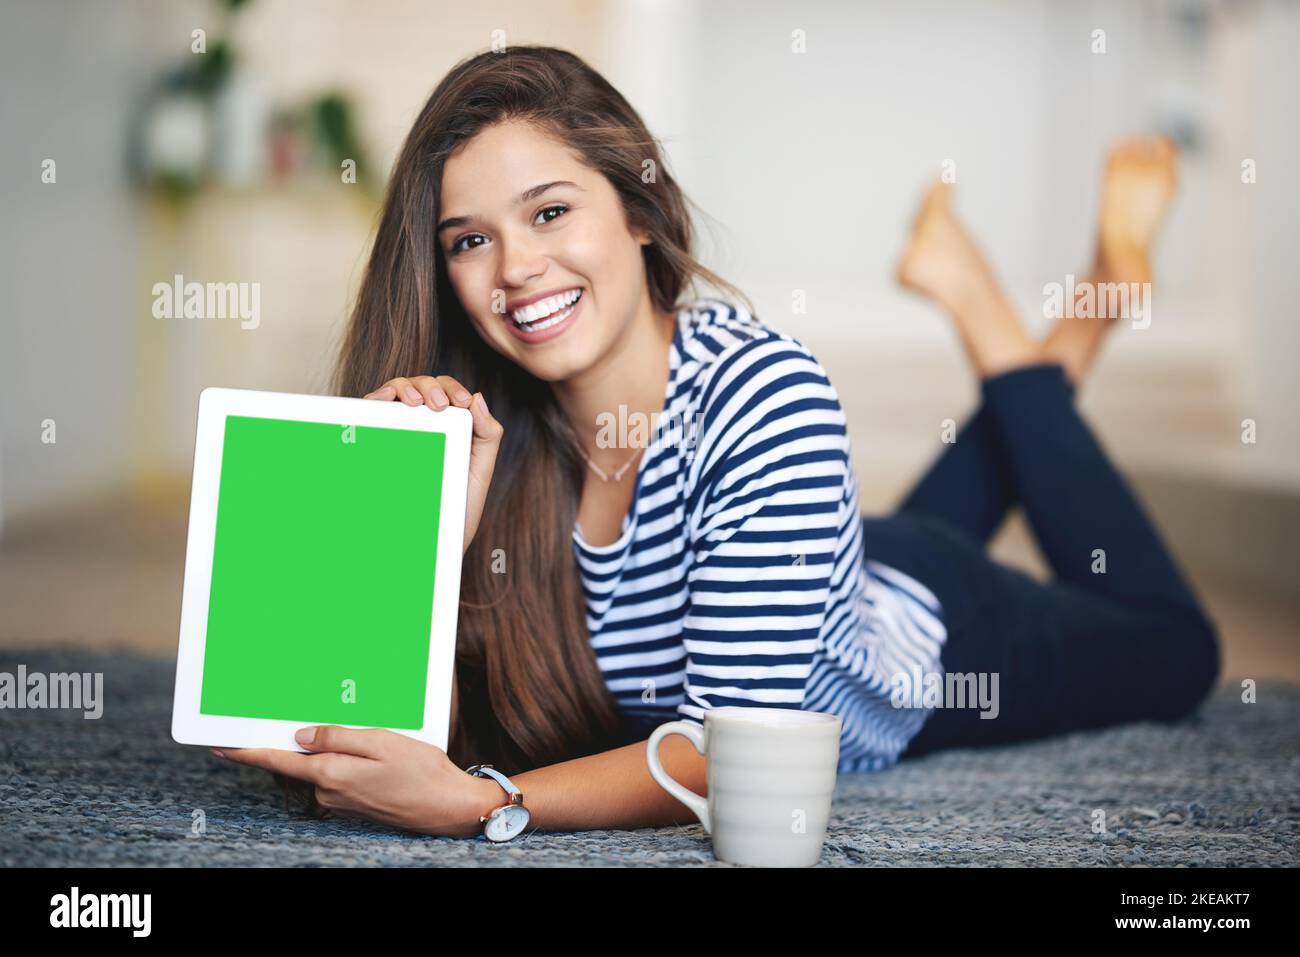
<box><xmin>485</xmin><ymin>805</ymin><xmax>530</xmax><ymax>842</ymax></box>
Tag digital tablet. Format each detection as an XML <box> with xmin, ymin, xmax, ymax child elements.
<box><xmin>171</xmin><ymin>386</ymin><xmax>472</xmax><ymax>753</ymax></box>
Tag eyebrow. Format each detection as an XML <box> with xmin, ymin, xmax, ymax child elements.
<box><xmin>436</xmin><ymin>180</ymin><xmax>582</xmax><ymax>235</ymax></box>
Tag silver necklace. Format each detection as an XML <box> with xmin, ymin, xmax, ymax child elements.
<box><xmin>580</xmin><ymin>443</ymin><xmax>645</xmax><ymax>482</ymax></box>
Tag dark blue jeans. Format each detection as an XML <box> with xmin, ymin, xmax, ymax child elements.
<box><xmin>859</xmin><ymin>363</ymin><xmax>1221</xmax><ymax>757</ymax></box>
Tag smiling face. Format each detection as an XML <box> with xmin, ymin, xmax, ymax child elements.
<box><xmin>437</xmin><ymin>119</ymin><xmax>656</xmax><ymax>383</ymax></box>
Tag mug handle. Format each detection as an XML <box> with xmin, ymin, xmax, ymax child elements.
<box><xmin>646</xmin><ymin>720</ymin><xmax>711</xmax><ymax>833</ymax></box>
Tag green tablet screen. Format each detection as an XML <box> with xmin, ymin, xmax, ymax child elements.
<box><xmin>200</xmin><ymin>414</ymin><xmax>445</xmax><ymax>729</ymax></box>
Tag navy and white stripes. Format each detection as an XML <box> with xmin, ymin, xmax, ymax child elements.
<box><xmin>572</xmin><ymin>298</ymin><xmax>947</xmax><ymax>772</ymax></box>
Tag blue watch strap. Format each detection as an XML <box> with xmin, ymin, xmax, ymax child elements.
<box><xmin>467</xmin><ymin>764</ymin><xmax>522</xmax><ymax>800</ymax></box>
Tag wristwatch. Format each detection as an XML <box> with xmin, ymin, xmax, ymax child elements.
<box><xmin>465</xmin><ymin>763</ymin><xmax>531</xmax><ymax>842</ymax></box>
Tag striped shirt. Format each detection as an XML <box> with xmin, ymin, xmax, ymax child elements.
<box><xmin>573</xmin><ymin>298</ymin><xmax>947</xmax><ymax>772</ymax></box>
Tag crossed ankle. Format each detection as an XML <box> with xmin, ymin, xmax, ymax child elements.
<box><xmin>979</xmin><ymin>359</ymin><xmax>1070</xmax><ymax>389</ymax></box>
<box><xmin>1093</xmin><ymin>248</ymin><xmax>1153</xmax><ymax>289</ymax></box>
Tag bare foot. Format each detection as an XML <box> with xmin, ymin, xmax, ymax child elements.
<box><xmin>1040</xmin><ymin>135</ymin><xmax>1179</xmax><ymax>384</ymax></box>
<box><xmin>1096</xmin><ymin>134</ymin><xmax>1179</xmax><ymax>285</ymax></box>
<box><xmin>897</xmin><ymin>182</ymin><xmax>986</xmax><ymax>308</ymax></box>
<box><xmin>897</xmin><ymin>181</ymin><xmax>1038</xmax><ymax>378</ymax></box>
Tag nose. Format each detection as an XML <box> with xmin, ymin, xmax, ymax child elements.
<box><xmin>497</xmin><ymin>228</ymin><xmax>549</xmax><ymax>290</ymax></box>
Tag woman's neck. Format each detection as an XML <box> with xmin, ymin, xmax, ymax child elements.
<box><xmin>552</xmin><ymin>298</ymin><xmax>677</xmax><ymax>464</ymax></box>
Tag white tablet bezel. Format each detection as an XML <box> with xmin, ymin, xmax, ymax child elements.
<box><xmin>171</xmin><ymin>386</ymin><xmax>472</xmax><ymax>753</ymax></box>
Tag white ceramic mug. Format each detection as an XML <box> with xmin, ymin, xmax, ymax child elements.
<box><xmin>646</xmin><ymin>707</ymin><xmax>842</xmax><ymax>867</ymax></box>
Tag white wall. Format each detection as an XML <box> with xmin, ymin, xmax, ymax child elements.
<box><xmin>2</xmin><ymin>0</ymin><xmax>1295</xmax><ymax>536</ymax></box>
<box><xmin>0</xmin><ymin>0</ymin><xmax>196</xmax><ymax>530</ymax></box>
<box><xmin>1228</xmin><ymin>0</ymin><xmax>1300</xmax><ymax>488</ymax></box>
<box><xmin>654</xmin><ymin>0</ymin><xmax>1298</xmax><ymax>498</ymax></box>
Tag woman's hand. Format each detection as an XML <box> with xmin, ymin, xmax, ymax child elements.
<box><xmin>363</xmin><ymin>375</ymin><xmax>503</xmax><ymax>553</ymax></box>
<box><xmin>213</xmin><ymin>727</ymin><xmax>500</xmax><ymax>838</ymax></box>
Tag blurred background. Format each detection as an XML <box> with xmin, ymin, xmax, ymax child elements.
<box><xmin>1</xmin><ymin>0</ymin><xmax>1296</xmax><ymax>682</ymax></box>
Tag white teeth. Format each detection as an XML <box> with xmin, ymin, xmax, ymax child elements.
<box><xmin>511</xmin><ymin>288</ymin><xmax>581</xmax><ymax>325</ymax></box>
<box><xmin>514</xmin><ymin>294</ymin><xmax>579</xmax><ymax>333</ymax></box>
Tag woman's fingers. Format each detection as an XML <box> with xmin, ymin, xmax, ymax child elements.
<box><xmin>363</xmin><ymin>376</ymin><xmax>420</xmax><ymax>404</ymax></box>
<box><xmin>294</xmin><ymin>725</ymin><xmax>390</xmax><ymax>760</ymax></box>
<box><xmin>402</xmin><ymin>375</ymin><xmax>450</xmax><ymax>410</ymax></box>
<box><xmin>410</xmin><ymin>375</ymin><xmax>471</xmax><ymax>412</ymax></box>
<box><xmin>361</xmin><ymin>374</ymin><xmax>479</xmax><ymax>412</ymax></box>
<box><xmin>395</xmin><ymin>377</ymin><xmax>424</xmax><ymax>405</ymax></box>
<box><xmin>469</xmin><ymin>391</ymin><xmax>503</xmax><ymax>443</ymax></box>
<box><xmin>214</xmin><ymin>746</ymin><xmax>323</xmax><ymax>781</ymax></box>
<box><xmin>433</xmin><ymin>375</ymin><xmax>474</xmax><ymax>408</ymax></box>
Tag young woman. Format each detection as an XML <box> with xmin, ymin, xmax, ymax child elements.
<box><xmin>215</xmin><ymin>46</ymin><xmax>1219</xmax><ymax>838</ymax></box>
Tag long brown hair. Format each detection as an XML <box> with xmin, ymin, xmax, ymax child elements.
<box><xmin>333</xmin><ymin>44</ymin><xmax>750</xmax><ymax>776</ymax></box>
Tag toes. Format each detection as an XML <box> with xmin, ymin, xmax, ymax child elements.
<box><xmin>910</xmin><ymin>180</ymin><xmax>954</xmax><ymax>236</ymax></box>
<box><xmin>1153</xmin><ymin>134</ymin><xmax>1180</xmax><ymax>174</ymax></box>
<box><xmin>1108</xmin><ymin>134</ymin><xmax>1178</xmax><ymax>171</ymax></box>
<box><xmin>925</xmin><ymin>179</ymin><xmax>953</xmax><ymax>208</ymax></box>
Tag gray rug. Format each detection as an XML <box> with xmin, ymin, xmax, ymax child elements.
<box><xmin>1</xmin><ymin>648</ymin><xmax>1296</xmax><ymax>867</ymax></box>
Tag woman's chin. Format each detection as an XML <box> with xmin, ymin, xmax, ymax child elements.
<box><xmin>518</xmin><ymin>348</ymin><xmax>599</xmax><ymax>384</ymax></box>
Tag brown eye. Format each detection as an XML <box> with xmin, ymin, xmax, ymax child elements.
<box><xmin>450</xmin><ymin>234</ymin><xmax>487</xmax><ymax>256</ymax></box>
<box><xmin>535</xmin><ymin>204</ymin><xmax>569</xmax><ymax>225</ymax></box>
